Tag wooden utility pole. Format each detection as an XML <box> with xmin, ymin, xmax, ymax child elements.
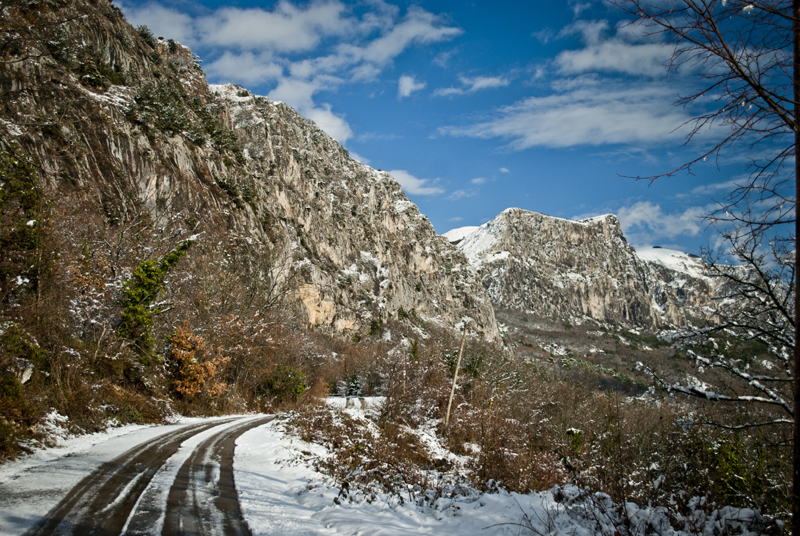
<box><xmin>444</xmin><ymin>324</ymin><xmax>468</xmax><ymax>432</ymax></box>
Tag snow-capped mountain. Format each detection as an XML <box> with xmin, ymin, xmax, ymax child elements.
<box><xmin>446</xmin><ymin>208</ymin><xmax>715</xmax><ymax>328</ymax></box>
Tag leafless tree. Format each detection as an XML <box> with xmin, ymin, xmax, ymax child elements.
<box><xmin>609</xmin><ymin>0</ymin><xmax>799</xmax><ymax>528</ymax></box>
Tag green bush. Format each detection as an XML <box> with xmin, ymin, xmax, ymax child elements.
<box><xmin>137</xmin><ymin>25</ymin><xmax>157</xmax><ymax>48</ymax></box>
<box><xmin>262</xmin><ymin>366</ymin><xmax>307</xmax><ymax>404</ymax></box>
<box><xmin>126</xmin><ymin>82</ymin><xmax>196</xmax><ymax>137</ymax></box>
<box><xmin>0</xmin><ymin>323</ymin><xmax>47</xmax><ymax>364</ymax></box>
<box><xmin>126</xmin><ymin>85</ymin><xmax>244</xmax><ymax>162</ymax></box>
<box><xmin>369</xmin><ymin>317</ymin><xmax>383</xmax><ymax>336</ymax></box>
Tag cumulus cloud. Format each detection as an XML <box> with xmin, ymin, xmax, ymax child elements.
<box><xmin>558</xmin><ymin>19</ymin><xmax>610</xmax><ymax>45</ymax></box>
<box><xmin>471</xmin><ymin>177</ymin><xmax>487</xmax><ymax>184</ymax></box>
<box><xmin>499</xmin><ymin>167</ymin><xmax>510</xmax><ymax>173</ymax></box>
<box><xmin>349</xmin><ymin>6</ymin><xmax>462</xmax><ymax>65</ymax></box>
<box><xmin>117</xmin><ymin>2</ymin><xmax>195</xmax><ymax>45</ymax></box>
<box><xmin>197</xmin><ymin>2</ymin><xmax>354</xmax><ymax>52</ymax></box>
<box><xmin>550</xmin><ymin>17</ymin><xmax>675</xmax><ymax>79</ymax></box>
<box><xmin>389</xmin><ymin>170</ymin><xmax>444</xmax><ymax>195</ymax></box>
<box><xmin>617</xmin><ymin>202</ymin><xmax>707</xmax><ymax>246</ymax></box>
<box><xmin>304</xmin><ymin>104</ymin><xmax>353</xmax><ymax>143</ymax></box>
<box><xmin>573</xmin><ymin>202</ymin><xmax>708</xmax><ymax>246</ymax></box>
<box><xmin>204</xmin><ymin>52</ymin><xmax>284</xmax><ymax>86</ymax></box>
<box><xmin>121</xmin><ymin>0</ymin><xmax>462</xmax><ymax>144</ymax></box>
<box><xmin>556</xmin><ymin>41</ymin><xmax>672</xmax><ymax>78</ymax></box>
<box><xmin>434</xmin><ymin>75</ymin><xmax>511</xmax><ymax>97</ymax></box>
<box><xmin>398</xmin><ymin>75</ymin><xmax>426</xmax><ymax>98</ymax></box>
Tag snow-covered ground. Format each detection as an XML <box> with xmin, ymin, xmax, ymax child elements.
<box><xmin>238</xmin><ymin>404</ymin><xmax>771</xmax><ymax>536</ymax></box>
<box><xmin>0</xmin><ymin>414</ymin><xmax>243</xmax><ymax>535</ymax></box>
<box><xmin>0</xmin><ymin>405</ymin><xmax>772</xmax><ymax>536</ymax></box>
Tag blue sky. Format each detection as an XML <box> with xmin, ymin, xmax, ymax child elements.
<box><xmin>117</xmin><ymin>0</ymin><xmax>763</xmax><ymax>254</ymax></box>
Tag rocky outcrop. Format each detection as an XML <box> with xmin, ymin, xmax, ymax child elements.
<box><xmin>207</xmin><ymin>84</ymin><xmax>498</xmax><ymax>339</ymax></box>
<box><xmin>447</xmin><ymin>208</ymin><xmax>714</xmax><ymax>329</ymax></box>
<box><xmin>0</xmin><ymin>0</ymin><xmax>498</xmax><ymax>339</ymax></box>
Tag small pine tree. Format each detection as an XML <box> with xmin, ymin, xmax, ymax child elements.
<box><xmin>118</xmin><ymin>239</ymin><xmax>193</xmax><ymax>356</ymax></box>
<box><xmin>346</xmin><ymin>374</ymin><xmax>361</xmax><ymax>397</ymax></box>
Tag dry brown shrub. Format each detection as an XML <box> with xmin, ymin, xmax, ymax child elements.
<box><xmin>291</xmin><ymin>407</ymin><xmax>444</xmax><ymax>505</ymax></box>
<box><xmin>167</xmin><ymin>322</ymin><xmax>230</xmax><ymax>408</ymax></box>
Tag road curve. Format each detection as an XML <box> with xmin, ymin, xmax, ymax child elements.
<box><xmin>23</xmin><ymin>415</ymin><xmax>274</xmax><ymax>536</ymax></box>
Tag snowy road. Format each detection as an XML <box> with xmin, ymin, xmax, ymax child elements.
<box><xmin>0</xmin><ymin>415</ymin><xmax>273</xmax><ymax>536</ymax></box>
<box><xmin>0</xmin><ymin>408</ymin><xmax>760</xmax><ymax>536</ymax></box>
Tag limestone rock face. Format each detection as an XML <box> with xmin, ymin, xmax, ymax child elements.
<box><xmin>0</xmin><ymin>0</ymin><xmax>498</xmax><ymax>340</ymax></box>
<box><xmin>449</xmin><ymin>208</ymin><xmax>713</xmax><ymax>328</ymax></box>
<box><xmin>206</xmin><ymin>84</ymin><xmax>498</xmax><ymax>339</ymax></box>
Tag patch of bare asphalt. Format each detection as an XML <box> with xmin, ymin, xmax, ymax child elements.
<box><xmin>24</xmin><ymin>416</ymin><xmax>272</xmax><ymax>536</ymax></box>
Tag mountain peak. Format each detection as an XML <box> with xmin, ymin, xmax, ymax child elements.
<box><xmin>449</xmin><ymin>208</ymin><xmax>714</xmax><ymax>328</ymax></box>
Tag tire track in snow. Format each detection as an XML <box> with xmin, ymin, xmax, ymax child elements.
<box><xmin>159</xmin><ymin>416</ymin><xmax>274</xmax><ymax>536</ymax></box>
<box><xmin>24</xmin><ymin>418</ymin><xmax>238</xmax><ymax>536</ymax></box>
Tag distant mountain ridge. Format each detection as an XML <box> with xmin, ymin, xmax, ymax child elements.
<box><xmin>445</xmin><ymin>208</ymin><xmax>715</xmax><ymax>328</ymax></box>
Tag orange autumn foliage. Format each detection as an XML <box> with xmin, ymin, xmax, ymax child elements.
<box><xmin>168</xmin><ymin>323</ymin><xmax>229</xmax><ymax>399</ymax></box>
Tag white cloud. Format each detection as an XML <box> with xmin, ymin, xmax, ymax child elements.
<box><xmin>450</xmin><ymin>216</ymin><xmax>464</xmax><ymax>222</ymax></box>
<box><xmin>499</xmin><ymin>167</ymin><xmax>510</xmax><ymax>173</ymax></box>
<box><xmin>122</xmin><ymin>1</ymin><xmax>462</xmax><ymax>147</ymax></box>
<box><xmin>471</xmin><ymin>177</ymin><xmax>487</xmax><ymax>184</ymax></box>
<box><xmin>558</xmin><ymin>20</ymin><xmax>609</xmax><ymax>45</ymax></box>
<box><xmin>533</xmin><ymin>28</ymin><xmax>555</xmax><ymax>44</ymax></box>
<box><xmin>438</xmin><ymin>83</ymin><xmax>692</xmax><ymax>149</ymax></box>
<box><xmin>568</xmin><ymin>0</ymin><xmax>596</xmax><ymax>18</ymax></box>
<box><xmin>350</xmin><ymin>7</ymin><xmax>462</xmax><ymax>65</ymax></box>
<box><xmin>553</xmin><ymin>19</ymin><xmax>674</xmax><ymax>79</ymax></box>
<box><xmin>433</xmin><ymin>49</ymin><xmax>456</xmax><ymax>67</ymax></box>
<box><xmin>448</xmin><ymin>189</ymin><xmax>476</xmax><ymax>200</ymax></box>
<box><xmin>388</xmin><ymin>170</ymin><xmax>444</xmax><ymax>195</ymax></box>
<box><xmin>197</xmin><ymin>2</ymin><xmax>354</xmax><ymax>52</ymax></box>
<box><xmin>556</xmin><ymin>41</ymin><xmax>672</xmax><ymax>78</ymax></box>
<box><xmin>434</xmin><ymin>74</ymin><xmax>511</xmax><ymax>97</ymax></box>
<box><xmin>432</xmin><ymin>86</ymin><xmax>462</xmax><ymax>97</ymax></box>
<box><xmin>304</xmin><ymin>104</ymin><xmax>353</xmax><ymax>143</ymax></box>
<box><xmin>686</xmin><ymin>177</ymin><xmax>747</xmax><ymax>197</ymax></box>
<box><xmin>117</xmin><ymin>2</ymin><xmax>195</xmax><ymax>45</ymax></box>
<box><xmin>617</xmin><ymin>202</ymin><xmax>707</xmax><ymax>245</ymax></box>
<box><xmin>348</xmin><ymin>151</ymin><xmax>370</xmax><ymax>164</ymax></box>
<box><xmin>268</xmin><ymin>75</ymin><xmax>342</xmax><ymax>110</ymax></box>
<box><xmin>204</xmin><ymin>52</ymin><xmax>284</xmax><ymax>86</ymax></box>
<box><xmin>467</xmin><ymin>76</ymin><xmax>510</xmax><ymax>91</ymax></box>
<box><xmin>356</xmin><ymin>132</ymin><xmax>402</xmax><ymax>142</ymax></box>
<box><xmin>398</xmin><ymin>75</ymin><xmax>426</xmax><ymax>98</ymax></box>
<box><xmin>573</xmin><ymin>202</ymin><xmax>709</xmax><ymax>246</ymax></box>
<box><xmin>435</xmin><ymin>14</ymin><xmax>706</xmax><ymax>152</ymax></box>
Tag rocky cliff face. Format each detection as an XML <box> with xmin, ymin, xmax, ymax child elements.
<box><xmin>447</xmin><ymin>208</ymin><xmax>714</xmax><ymax>329</ymax></box>
<box><xmin>208</xmin><ymin>84</ymin><xmax>498</xmax><ymax>338</ymax></box>
<box><xmin>0</xmin><ymin>0</ymin><xmax>498</xmax><ymax>339</ymax></box>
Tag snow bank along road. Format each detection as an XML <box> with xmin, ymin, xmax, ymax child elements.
<box><xmin>0</xmin><ymin>415</ymin><xmax>273</xmax><ymax>536</ymax></box>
